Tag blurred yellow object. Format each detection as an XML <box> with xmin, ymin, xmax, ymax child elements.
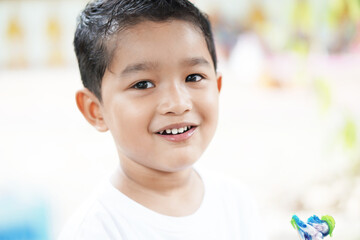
<box><xmin>6</xmin><ymin>16</ymin><xmax>23</xmax><ymax>40</ymax></box>
<box><xmin>328</xmin><ymin>0</ymin><xmax>360</xmax><ymax>25</ymax></box>
<box><xmin>292</xmin><ymin>0</ymin><xmax>313</xmax><ymax>32</ymax></box>
<box><xmin>6</xmin><ymin>15</ymin><xmax>27</xmax><ymax>68</ymax></box>
<box><xmin>47</xmin><ymin>17</ymin><xmax>61</xmax><ymax>41</ymax></box>
<box><xmin>46</xmin><ymin>16</ymin><xmax>64</xmax><ymax>66</ymax></box>
<box><xmin>343</xmin><ymin>117</ymin><xmax>357</xmax><ymax>149</ymax></box>
<box><xmin>289</xmin><ymin>0</ymin><xmax>313</xmax><ymax>56</ymax></box>
<box><xmin>314</xmin><ymin>78</ymin><xmax>332</xmax><ymax>113</ymax></box>
<box><xmin>248</xmin><ymin>3</ymin><xmax>267</xmax><ymax>33</ymax></box>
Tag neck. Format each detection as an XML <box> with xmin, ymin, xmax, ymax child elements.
<box><xmin>112</xmin><ymin>163</ymin><xmax>198</xmax><ymax>195</ymax></box>
<box><xmin>110</xmin><ymin>159</ymin><xmax>204</xmax><ymax>216</ymax></box>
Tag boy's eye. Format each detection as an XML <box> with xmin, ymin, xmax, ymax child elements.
<box><xmin>185</xmin><ymin>74</ymin><xmax>203</xmax><ymax>82</ymax></box>
<box><xmin>132</xmin><ymin>81</ymin><xmax>155</xmax><ymax>89</ymax></box>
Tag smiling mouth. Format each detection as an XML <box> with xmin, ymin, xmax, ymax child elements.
<box><xmin>157</xmin><ymin>126</ymin><xmax>195</xmax><ymax>135</ymax></box>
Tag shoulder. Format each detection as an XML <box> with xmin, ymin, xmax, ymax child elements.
<box><xmin>199</xmin><ymin>169</ymin><xmax>268</xmax><ymax>240</ymax></box>
<box><xmin>58</xmin><ymin>182</ymin><xmax>122</xmax><ymax>240</ymax></box>
<box><xmin>200</xmin><ymin>168</ymin><xmax>260</xmax><ymax>218</ymax></box>
<box><xmin>200</xmin><ymin>169</ymin><xmax>254</xmax><ymax>201</ymax></box>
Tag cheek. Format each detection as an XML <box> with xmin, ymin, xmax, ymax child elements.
<box><xmin>198</xmin><ymin>87</ymin><xmax>219</xmax><ymax>121</ymax></box>
<box><xmin>193</xmin><ymin>87</ymin><xmax>219</xmax><ymax>144</ymax></box>
<box><xmin>106</xmin><ymin>97</ymin><xmax>152</xmax><ymax>145</ymax></box>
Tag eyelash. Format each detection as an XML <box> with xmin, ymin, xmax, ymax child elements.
<box><xmin>185</xmin><ymin>74</ymin><xmax>204</xmax><ymax>82</ymax></box>
<box><xmin>131</xmin><ymin>74</ymin><xmax>205</xmax><ymax>90</ymax></box>
<box><xmin>131</xmin><ymin>81</ymin><xmax>155</xmax><ymax>89</ymax></box>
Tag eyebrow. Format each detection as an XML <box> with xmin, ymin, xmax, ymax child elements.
<box><xmin>121</xmin><ymin>61</ymin><xmax>159</xmax><ymax>76</ymax></box>
<box><xmin>120</xmin><ymin>57</ymin><xmax>211</xmax><ymax>76</ymax></box>
<box><xmin>181</xmin><ymin>57</ymin><xmax>211</xmax><ymax>68</ymax></box>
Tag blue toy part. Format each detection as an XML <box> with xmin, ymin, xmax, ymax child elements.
<box><xmin>291</xmin><ymin>215</ymin><xmax>314</xmax><ymax>240</ymax></box>
<box><xmin>307</xmin><ymin>215</ymin><xmax>330</xmax><ymax>237</ymax></box>
<box><xmin>308</xmin><ymin>215</ymin><xmax>323</xmax><ymax>224</ymax></box>
<box><xmin>291</xmin><ymin>215</ymin><xmax>332</xmax><ymax>240</ymax></box>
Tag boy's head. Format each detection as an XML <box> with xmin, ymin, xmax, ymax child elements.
<box><xmin>74</xmin><ymin>0</ymin><xmax>217</xmax><ymax>102</ymax></box>
<box><xmin>75</xmin><ymin>0</ymin><xmax>222</xmax><ymax>173</ymax></box>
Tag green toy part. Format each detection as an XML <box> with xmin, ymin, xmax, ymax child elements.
<box><xmin>291</xmin><ymin>218</ymin><xmax>299</xmax><ymax>230</ymax></box>
<box><xmin>321</xmin><ymin>215</ymin><xmax>335</xmax><ymax>237</ymax></box>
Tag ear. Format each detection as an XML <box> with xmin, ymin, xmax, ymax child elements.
<box><xmin>216</xmin><ymin>73</ymin><xmax>222</xmax><ymax>93</ymax></box>
<box><xmin>75</xmin><ymin>88</ymin><xmax>108</xmax><ymax>132</ymax></box>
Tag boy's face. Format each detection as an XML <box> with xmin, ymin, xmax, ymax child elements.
<box><xmin>99</xmin><ymin>20</ymin><xmax>221</xmax><ymax>173</ymax></box>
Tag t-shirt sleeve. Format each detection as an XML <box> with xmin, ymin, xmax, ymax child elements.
<box><xmin>235</xmin><ymin>185</ymin><xmax>268</xmax><ymax>240</ymax></box>
<box><xmin>242</xmin><ymin>194</ymin><xmax>268</xmax><ymax>240</ymax></box>
<box><xmin>202</xmin><ymin>169</ymin><xmax>268</xmax><ymax>240</ymax></box>
<box><xmin>58</xmin><ymin>201</ymin><xmax>124</xmax><ymax>240</ymax></box>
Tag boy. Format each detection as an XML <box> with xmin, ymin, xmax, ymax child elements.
<box><xmin>60</xmin><ymin>0</ymin><xmax>267</xmax><ymax>239</ymax></box>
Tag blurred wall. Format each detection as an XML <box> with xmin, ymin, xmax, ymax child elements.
<box><xmin>1</xmin><ymin>0</ymin><xmax>360</xmax><ymax>239</ymax></box>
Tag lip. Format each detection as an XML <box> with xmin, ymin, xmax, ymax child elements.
<box><xmin>156</xmin><ymin>126</ymin><xmax>197</xmax><ymax>142</ymax></box>
<box><xmin>154</xmin><ymin>122</ymin><xmax>198</xmax><ymax>133</ymax></box>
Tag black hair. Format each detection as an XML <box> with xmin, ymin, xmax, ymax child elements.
<box><xmin>74</xmin><ymin>0</ymin><xmax>217</xmax><ymax>101</ymax></box>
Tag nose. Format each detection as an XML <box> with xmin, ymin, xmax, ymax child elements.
<box><xmin>157</xmin><ymin>83</ymin><xmax>192</xmax><ymax>115</ymax></box>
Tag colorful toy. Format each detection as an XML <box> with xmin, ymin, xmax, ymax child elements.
<box><xmin>291</xmin><ymin>215</ymin><xmax>335</xmax><ymax>240</ymax></box>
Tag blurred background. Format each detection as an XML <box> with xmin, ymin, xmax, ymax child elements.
<box><xmin>0</xmin><ymin>0</ymin><xmax>359</xmax><ymax>239</ymax></box>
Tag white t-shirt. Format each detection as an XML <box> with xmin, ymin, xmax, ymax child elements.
<box><xmin>58</xmin><ymin>170</ymin><xmax>267</xmax><ymax>240</ymax></box>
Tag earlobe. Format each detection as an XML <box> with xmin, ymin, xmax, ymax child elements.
<box><xmin>216</xmin><ymin>74</ymin><xmax>222</xmax><ymax>93</ymax></box>
<box><xmin>75</xmin><ymin>89</ymin><xmax>108</xmax><ymax>132</ymax></box>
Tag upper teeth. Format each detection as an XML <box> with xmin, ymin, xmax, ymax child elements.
<box><xmin>160</xmin><ymin>126</ymin><xmax>191</xmax><ymax>135</ymax></box>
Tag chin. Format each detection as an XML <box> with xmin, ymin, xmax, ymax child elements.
<box><xmin>159</xmin><ymin>164</ymin><xmax>195</xmax><ymax>173</ymax></box>
<box><xmin>156</xmin><ymin>154</ymin><xmax>200</xmax><ymax>173</ymax></box>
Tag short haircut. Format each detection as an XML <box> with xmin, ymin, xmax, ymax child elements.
<box><xmin>74</xmin><ymin>0</ymin><xmax>217</xmax><ymax>101</ymax></box>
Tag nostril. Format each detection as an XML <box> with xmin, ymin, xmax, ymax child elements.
<box><xmin>157</xmin><ymin>86</ymin><xmax>192</xmax><ymax>115</ymax></box>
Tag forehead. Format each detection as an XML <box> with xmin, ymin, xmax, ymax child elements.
<box><xmin>107</xmin><ymin>20</ymin><xmax>213</xmax><ymax>72</ymax></box>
